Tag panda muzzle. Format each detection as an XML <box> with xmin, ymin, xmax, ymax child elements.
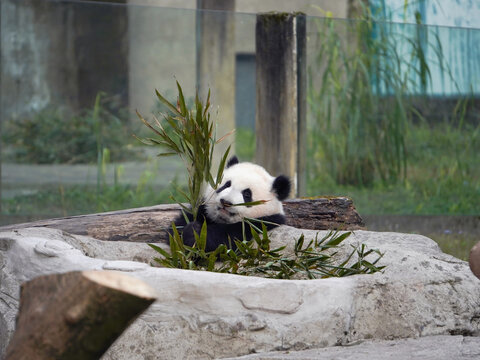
<box><xmin>220</xmin><ymin>199</ymin><xmax>233</xmax><ymax>208</ymax></box>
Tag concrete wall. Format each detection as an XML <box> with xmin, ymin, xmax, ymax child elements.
<box><xmin>1</xmin><ymin>0</ymin><xmax>348</xmax><ymax>121</ymax></box>
<box><xmin>1</xmin><ymin>0</ymin><xmax>128</xmax><ymax>120</ymax></box>
<box><xmin>1</xmin><ymin>0</ymin><xmax>78</xmax><ymax>119</ymax></box>
<box><xmin>126</xmin><ymin>0</ymin><xmax>349</xmax><ymax>118</ymax></box>
<box><xmin>127</xmin><ymin>0</ymin><xmax>347</xmax><ymax>17</ymax></box>
<box><xmin>127</xmin><ymin>3</ymin><xmax>196</xmax><ymax>118</ymax></box>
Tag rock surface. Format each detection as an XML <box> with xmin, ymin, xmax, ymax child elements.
<box><xmin>224</xmin><ymin>335</ymin><xmax>480</xmax><ymax>360</ymax></box>
<box><xmin>1</xmin><ymin>226</ymin><xmax>479</xmax><ymax>359</ymax></box>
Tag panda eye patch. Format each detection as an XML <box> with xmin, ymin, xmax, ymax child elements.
<box><xmin>242</xmin><ymin>188</ymin><xmax>252</xmax><ymax>204</ymax></box>
<box><xmin>216</xmin><ymin>180</ymin><xmax>231</xmax><ymax>194</ymax></box>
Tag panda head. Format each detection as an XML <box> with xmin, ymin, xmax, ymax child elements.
<box><xmin>203</xmin><ymin>156</ymin><xmax>291</xmax><ymax>224</ymax></box>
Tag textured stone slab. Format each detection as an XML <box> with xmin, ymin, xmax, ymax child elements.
<box><xmin>1</xmin><ymin>227</ymin><xmax>479</xmax><ymax>359</ymax></box>
<box><xmin>224</xmin><ymin>335</ymin><xmax>480</xmax><ymax>360</ymax></box>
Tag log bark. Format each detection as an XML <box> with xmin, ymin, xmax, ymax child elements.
<box><xmin>283</xmin><ymin>198</ymin><xmax>365</xmax><ymax>231</ymax></box>
<box><xmin>5</xmin><ymin>271</ymin><xmax>157</xmax><ymax>360</ymax></box>
<box><xmin>0</xmin><ymin>197</ymin><xmax>365</xmax><ymax>243</ymax></box>
<box><xmin>256</xmin><ymin>12</ymin><xmax>306</xmax><ymax>195</ymax></box>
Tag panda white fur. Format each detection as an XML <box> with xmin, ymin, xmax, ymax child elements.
<box><xmin>175</xmin><ymin>156</ymin><xmax>291</xmax><ymax>252</ymax></box>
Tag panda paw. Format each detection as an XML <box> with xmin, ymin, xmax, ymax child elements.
<box><xmin>181</xmin><ymin>221</ymin><xmax>203</xmax><ymax>247</ymax></box>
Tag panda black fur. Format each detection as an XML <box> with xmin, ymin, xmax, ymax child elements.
<box><xmin>174</xmin><ymin>156</ymin><xmax>291</xmax><ymax>252</ymax></box>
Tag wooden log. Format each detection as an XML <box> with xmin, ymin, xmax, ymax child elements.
<box><xmin>0</xmin><ymin>198</ymin><xmax>365</xmax><ymax>243</ymax></box>
<box><xmin>283</xmin><ymin>198</ymin><xmax>365</xmax><ymax>231</ymax></box>
<box><xmin>5</xmin><ymin>270</ymin><xmax>157</xmax><ymax>360</ymax></box>
<box><xmin>469</xmin><ymin>241</ymin><xmax>480</xmax><ymax>279</ymax></box>
<box><xmin>255</xmin><ymin>12</ymin><xmax>306</xmax><ymax>196</ymax></box>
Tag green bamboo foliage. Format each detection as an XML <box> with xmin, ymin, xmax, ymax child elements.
<box><xmin>136</xmin><ymin>82</ymin><xmax>232</xmax><ymax>219</ymax></box>
<box><xmin>149</xmin><ymin>226</ymin><xmax>385</xmax><ymax>279</ymax></box>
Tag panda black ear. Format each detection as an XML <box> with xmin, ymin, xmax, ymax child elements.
<box><xmin>272</xmin><ymin>175</ymin><xmax>291</xmax><ymax>201</ymax></box>
<box><xmin>226</xmin><ymin>156</ymin><xmax>239</xmax><ymax>168</ymax></box>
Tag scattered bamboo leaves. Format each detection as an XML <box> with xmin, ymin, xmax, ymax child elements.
<box><xmin>150</xmin><ymin>224</ymin><xmax>385</xmax><ymax>280</ymax></box>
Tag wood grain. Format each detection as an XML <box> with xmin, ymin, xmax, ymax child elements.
<box><xmin>5</xmin><ymin>271</ymin><xmax>156</xmax><ymax>360</ymax></box>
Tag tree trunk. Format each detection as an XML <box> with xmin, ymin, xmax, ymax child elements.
<box><xmin>5</xmin><ymin>271</ymin><xmax>156</xmax><ymax>360</ymax></box>
<box><xmin>0</xmin><ymin>197</ymin><xmax>365</xmax><ymax>243</ymax></box>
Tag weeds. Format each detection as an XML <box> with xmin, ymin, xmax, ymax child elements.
<box><xmin>308</xmin><ymin>17</ymin><xmax>421</xmax><ymax>186</ymax></box>
<box><xmin>306</xmin><ymin>0</ymin><xmax>474</xmax><ymax>187</ymax></box>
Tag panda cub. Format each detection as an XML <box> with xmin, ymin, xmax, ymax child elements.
<box><xmin>175</xmin><ymin>156</ymin><xmax>291</xmax><ymax>252</ymax></box>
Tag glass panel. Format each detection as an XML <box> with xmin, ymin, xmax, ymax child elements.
<box><xmin>305</xmin><ymin>15</ymin><xmax>479</xmax><ymax>258</ymax></box>
<box><xmin>0</xmin><ymin>1</ymin><xmax>256</xmax><ymax>225</ymax></box>
<box><xmin>1</xmin><ymin>0</ymin><xmax>478</xmax><ymax>261</ymax></box>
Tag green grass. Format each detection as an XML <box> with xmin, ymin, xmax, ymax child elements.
<box><xmin>307</xmin><ymin>120</ymin><xmax>480</xmax><ymax>216</ymax></box>
<box><xmin>313</xmin><ymin>180</ymin><xmax>479</xmax><ymax>216</ymax></box>
<box><xmin>235</xmin><ymin>127</ymin><xmax>256</xmax><ymax>162</ymax></box>
<box><xmin>2</xmin><ymin>119</ymin><xmax>477</xmax><ymax>222</ymax></box>
<box><xmin>430</xmin><ymin>233</ymin><xmax>477</xmax><ymax>261</ymax></box>
<box><xmin>303</xmin><ymin>6</ymin><xmax>479</xmax><ymax>261</ymax></box>
<box><xmin>2</xmin><ymin>182</ymin><xmax>180</xmax><ymax>220</ymax></box>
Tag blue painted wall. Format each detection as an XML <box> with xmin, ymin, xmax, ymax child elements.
<box><xmin>371</xmin><ymin>0</ymin><xmax>480</xmax><ymax>96</ymax></box>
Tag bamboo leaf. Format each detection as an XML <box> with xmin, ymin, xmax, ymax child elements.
<box><xmin>215</xmin><ymin>144</ymin><xmax>231</xmax><ymax>186</ymax></box>
<box><xmin>229</xmin><ymin>200</ymin><xmax>268</xmax><ymax>207</ymax></box>
<box><xmin>325</xmin><ymin>231</ymin><xmax>351</xmax><ymax>247</ymax></box>
<box><xmin>148</xmin><ymin>243</ymin><xmax>170</xmax><ymax>258</ymax></box>
<box><xmin>155</xmin><ymin>89</ymin><xmax>182</xmax><ymax>116</ymax></box>
<box><xmin>176</xmin><ymin>81</ymin><xmax>187</xmax><ymax>115</ymax></box>
<box><xmin>136</xmin><ymin>110</ymin><xmax>163</xmax><ymax>136</ymax></box>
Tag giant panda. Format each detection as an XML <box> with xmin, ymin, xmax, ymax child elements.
<box><xmin>175</xmin><ymin>156</ymin><xmax>291</xmax><ymax>252</ymax></box>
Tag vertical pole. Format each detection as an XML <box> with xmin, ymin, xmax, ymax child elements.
<box><xmin>255</xmin><ymin>12</ymin><xmax>306</xmax><ymax>196</ymax></box>
<box><xmin>0</xmin><ymin>1</ymin><xmax>4</xmax><ymax>215</ymax></box>
<box><xmin>196</xmin><ymin>0</ymin><xmax>236</xmax><ymax>169</ymax></box>
<box><xmin>296</xmin><ymin>13</ymin><xmax>307</xmax><ymax>196</ymax></box>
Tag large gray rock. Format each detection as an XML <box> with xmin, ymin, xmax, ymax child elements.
<box><xmin>225</xmin><ymin>335</ymin><xmax>480</xmax><ymax>360</ymax></box>
<box><xmin>0</xmin><ymin>226</ymin><xmax>479</xmax><ymax>359</ymax></box>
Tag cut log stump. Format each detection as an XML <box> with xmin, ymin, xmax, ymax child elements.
<box><xmin>469</xmin><ymin>241</ymin><xmax>480</xmax><ymax>279</ymax></box>
<box><xmin>5</xmin><ymin>271</ymin><xmax>157</xmax><ymax>360</ymax></box>
<box><xmin>0</xmin><ymin>197</ymin><xmax>365</xmax><ymax>243</ymax></box>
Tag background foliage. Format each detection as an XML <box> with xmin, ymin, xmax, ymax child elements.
<box><xmin>3</xmin><ymin>94</ymin><xmax>137</xmax><ymax>164</ymax></box>
<box><xmin>305</xmin><ymin>4</ymin><xmax>479</xmax><ymax>216</ymax></box>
